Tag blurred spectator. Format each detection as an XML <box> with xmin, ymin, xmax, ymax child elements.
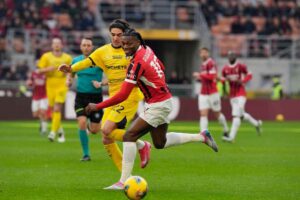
<box><xmin>231</xmin><ymin>16</ymin><xmax>245</xmax><ymax>34</ymax></box>
<box><xmin>243</xmin><ymin>16</ymin><xmax>256</xmax><ymax>34</ymax></box>
<box><xmin>176</xmin><ymin>6</ymin><xmax>192</xmax><ymax>29</ymax></box>
<box><xmin>259</xmin><ymin>17</ymin><xmax>277</xmax><ymax>35</ymax></box>
<box><xmin>242</xmin><ymin>0</ymin><xmax>257</xmax><ymax>16</ymax></box>
<box><xmin>0</xmin><ymin>38</ymin><xmax>12</xmax><ymax>80</ymax></box>
<box><xmin>168</xmin><ymin>71</ymin><xmax>183</xmax><ymax>84</ymax></box>
<box><xmin>278</xmin><ymin>16</ymin><xmax>292</xmax><ymax>35</ymax></box>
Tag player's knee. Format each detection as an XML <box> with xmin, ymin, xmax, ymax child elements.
<box><xmin>89</xmin><ymin>128</ymin><xmax>99</xmax><ymax>134</ymax></box>
<box><xmin>102</xmin><ymin>134</ymin><xmax>114</xmax><ymax>144</ymax></box>
<box><xmin>153</xmin><ymin>139</ymin><xmax>166</xmax><ymax>149</ymax></box>
<box><xmin>123</xmin><ymin>132</ymin><xmax>138</xmax><ymax>142</ymax></box>
<box><xmin>101</xmin><ymin>126</ymin><xmax>113</xmax><ymax>137</ymax></box>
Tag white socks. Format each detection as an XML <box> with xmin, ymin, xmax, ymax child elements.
<box><xmin>164</xmin><ymin>132</ymin><xmax>204</xmax><ymax>148</ymax></box>
<box><xmin>136</xmin><ymin>140</ymin><xmax>145</xmax><ymax>150</ymax></box>
<box><xmin>218</xmin><ymin>113</ymin><xmax>229</xmax><ymax>133</ymax></box>
<box><xmin>200</xmin><ymin>116</ymin><xmax>208</xmax><ymax>131</ymax></box>
<box><xmin>120</xmin><ymin>142</ymin><xmax>137</xmax><ymax>183</ymax></box>
<box><xmin>41</xmin><ymin>120</ymin><xmax>48</xmax><ymax>133</ymax></box>
<box><xmin>229</xmin><ymin>117</ymin><xmax>241</xmax><ymax>139</ymax></box>
<box><xmin>243</xmin><ymin>112</ymin><xmax>259</xmax><ymax>127</ymax></box>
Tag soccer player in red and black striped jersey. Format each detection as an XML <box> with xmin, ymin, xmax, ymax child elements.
<box><xmin>221</xmin><ymin>51</ymin><xmax>262</xmax><ymax>142</ymax></box>
<box><xmin>85</xmin><ymin>29</ymin><xmax>219</xmax><ymax>190</ymax></box>
<box><xmin>193</xmin><ymin>47</ymin><xmax>229</xmax><ymax>136</ymax></box>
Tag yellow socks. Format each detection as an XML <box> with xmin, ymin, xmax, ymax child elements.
<box><xmin>104</xmin><ymin>143</ymin><xmax>122</xmax><ymax>172</ymax></box>
<box><xmin>51</xmin><ymin>111</ymin><xmax>61</xmax><ymax>133</ymax></box>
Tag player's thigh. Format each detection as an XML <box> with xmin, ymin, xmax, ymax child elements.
<box><xmin>230</xmin><ymin>97</ymin><xmax>243</xmax><ymax>117</ymax></box>
<box><xmin>39</xmin><ymin>98</ymin><xmax>48</xmax><ymax>111</ymax></box>
<box><xmin>31</xmin><ymin>100</ymin><xmax>39</xmax><ymax>113</ymax></box>
<box><xmin>46</xmin><ymin>89</ymin><xmax>55</xmax><ymax>107</ymax></box>
<box><xmin>105</xmin><ymin>104</ymin><xmax>129</xmax><ymax>129</ymax></box>
<box><xmin>209</xmin><ymin>93</ymin><xmax>221</xmax><ymax>112</ymax></box>
<box><xmin>54</xmin><ymin>88</ymin><xmax>68</xmax><ymax>104</ymax></box>
<box><xmin>124</xmin><ymin>117</ymin><xmax>152</xmax><ymax>142</ymax></box>
<box><xmin>199</xmin><ymin>94</ymin><xmax>210</xmax><ymax>111</ymax></box>
<box><xmin>237</xmin><ymin>96</ymin><xmax>246</xmax><ymax>115</ymax></box>
<box><xmin>121</xmin><ymin>100</ymin><xmax>139</xmax><ymax>123</ymax></box>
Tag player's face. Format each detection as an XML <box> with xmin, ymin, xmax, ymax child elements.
<box><xmin>110</xmin><ymin>28</ymin><xmax>123</xmax><ymax>48</ymax></box>
<box><xmin>200</xmin><ymin>49</ymin><xmax>209</xmax><ymax>61</ymax></box>
<box><xmin>51</xmin><ymin>38</ymin><xmax>63</xmax><ymax>51</ymax></box>
<box><xmin>80</xmin><ymin>39</ymin><xmax>93</xmax><ymax>56</ymax></box>
<box><xmin>121</xmin><ymin>36</ymin><xmax>139</xmax><ymax>56</ymax></box>
<box><xmin>228</xmin><ymin>53</ymin><xmax>236</xmax><ymax>64</ymax></box>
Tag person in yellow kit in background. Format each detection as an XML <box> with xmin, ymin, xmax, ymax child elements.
<box><xmin>38</xmin><ymin>37</ymin><xmax>72</xmax><ymax>143</ymax></box>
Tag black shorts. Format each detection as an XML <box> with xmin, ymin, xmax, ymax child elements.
<box><xmin>74</xmin><ymin>92</ymin><xmax>103</xmax><ymax>123</ymax></box>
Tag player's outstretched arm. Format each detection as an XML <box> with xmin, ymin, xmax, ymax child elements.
<box><xmin>59</xmin><ymin>57</ymin><xmax>94</xmax><ymax>73</ymax></box>
<box><xmin>85</xmin><ymin>82</ymin><xmax>135</xmax><ymax>114</ymax></box>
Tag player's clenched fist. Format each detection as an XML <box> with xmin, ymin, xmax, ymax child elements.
<box><xmin>58</xmin><ymin>64</ymin><xmax>72</xmax><ymax>73</ymax></box>
<box><xmin>85</xmin><ymin>103</ymin><xmax>99</xmax><ymax>114</ymax></box>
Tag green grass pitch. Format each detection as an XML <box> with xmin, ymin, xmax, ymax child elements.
<box><xmin>0</xmin><ymin>120</ymin><xmax>299</xmax><ymax>200</ymax></box>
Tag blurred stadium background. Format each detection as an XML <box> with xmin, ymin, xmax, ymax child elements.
<box><xmin>0</xmin><ymin>0</ymin><xmax>300</xmax><ymax>120</ymax></box>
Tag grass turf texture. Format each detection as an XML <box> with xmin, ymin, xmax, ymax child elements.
<box><xmin>0</xmin><ymin>121</ymin><xmax>299</xmax><ymax>200</ymax></box>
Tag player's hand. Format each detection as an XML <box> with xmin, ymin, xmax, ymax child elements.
<box><xmin>92</xmin><ymin>80</ymin><xmax>102</xmax><ymax>88</ymax></box>
<box><xmin>58</xmin><ymin>64</ymin><xmax>72</xmax><ymax>73</ymax></box>
<box><xmin>85</xmin><ymin>103</ymin><xmax>98</xmax><ymax>115</ymax></box>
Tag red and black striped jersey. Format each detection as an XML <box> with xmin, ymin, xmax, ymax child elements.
<box><xmin>198</xmin><ymin>58</ymin><xmax>218</xmax><ymax>95</ymax></box>
<box><xmin>221</xmin><ymin>61</ymin><xmax>252</xmax><ymax>98</ymax></box>
<box><xmin>125</xmin><ymin>46</ymin><xmax>172</xmax><ymax>104</ymax></box>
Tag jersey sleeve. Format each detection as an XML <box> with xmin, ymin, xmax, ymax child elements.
<box><xmin>220</xmin><ymin>66</ymin><xmax>227</xmax><ymax>82</ymax></box>
<box><xmin>89</xmin><ymin>48</ymin><xmax>105</xmax><ymax>71</ymax></box>
<box><xmin>66</xmin><ymin>54</ymin><xmax>73</xmax><ymax>65</ymax></box>
<box><xmin>125</xmin><ymin>61</ymin><xmax>143</xmax><ymax>85</ymax></box>
<box><xmin>241</xmin><ymin>64</ymin><xmax>252</xmax><ymax>83</ymax></box>
<box><xmin>38</xmin><ymin>53</ymin><xmax>48</xmax><ymax>69</ymax></box>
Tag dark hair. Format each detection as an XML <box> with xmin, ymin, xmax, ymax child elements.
<box><xmin>109</xmin><ymin>19</ymin><xmax>130</xmax><ymax>32</ymax></box>
<box><xmin>82</xmin><ymin>37</ymin><xmax>93</xmax><ymax>43</ymax></box>
<box><xmin>200</xmin><ymin>47</ymin><xmax>210</xmax><ymax>52</ymax></box>
<box><xmin>123</xmin><ymin>28</ymin><xmax>146</xmax><ymax>48</ymax></box>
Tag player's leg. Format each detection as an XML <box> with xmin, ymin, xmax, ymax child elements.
<box><xmin>77</xmin><ymin>116</ymin><xmax>91</xmax><ymax>161</ymax></box>
<box><xmin>101</xmin><ymin>108</ymin><xmax>123</xmax><ymax>171</ymax></box>
<box><xmin>54</xmin><ymin>88</ymin><xmax>68</xmax><ymax>143</ymax></box>
<box><xmin>240</xmin><ymin>98</ymin><xmax>262</xmax><ymax>134</ymax></box>
<box><xmin>102</xmin><ymin>103</ymin><xmax>150</xmax><ymax>168</ymax></box>
<box><xmin>39</xmin><ymin>98</ymin><xmax>48</xmax><ymax>135</ymax></box>
<box><xmin>199</xmin><ymin>94</ymin><xmax>209</xmax><ymax>131</ymax></box>
<box><xmin>223</xmin><ymin>97</ymin><xmax>241</xmax><ymax>142</ymax></box>
<box><xmin>47</xmin><ymin>90</ymin><xmax>56</xmax><ymax>141</ymax></box>
<box><xmin>32</xmin><ymin>100</ymin><xmax>43</xmax><ymax>135</ymax></box>
<box><xmin>210</xmin><ymin>93</ymin><xmax>229</xmax><ymax>136</ymax></box>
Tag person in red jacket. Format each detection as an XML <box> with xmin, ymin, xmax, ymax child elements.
<box><xmin>221</xmin><ymin>51</ymin><xmax>262</xmax><ymax>142</ymax></box>
<box><xmin>83</xmin><ymin>29</ymin><xmax>219</xmax><ymax>190</ymax></box>
<box><xmin>193</xmin><ymin>47</ymin><xmax>229</xmax><ymax>136</ymax></box>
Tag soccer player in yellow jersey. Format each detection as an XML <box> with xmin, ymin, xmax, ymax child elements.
<box><xmin>38</xmin><ymin>37</ymin><xmax>72</xmax><ymax>142</ymax></box>
<box><xmin>59</xmin><ymin>19</ymin><xmax>151</xmax><ymax>172</ymax></box>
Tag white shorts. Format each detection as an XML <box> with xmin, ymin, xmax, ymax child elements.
<box><xmin>230</xmin><ymin>96</ymin><xmax>246</xmax><ymax>117</ymax></box>
<box><xmin>31</xmin><ymin>98</ymin><xmax>48</xmax><ymax>113</ymax></box>
<box><xmin>139</xmin><ymin>98</ymin><xmax>172</xmax><ymax>128</ymax></box>
<box><xmin>198</xmin><ymin>93</ymin><xmax>221</xmax><ymax>112</ymax></box>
